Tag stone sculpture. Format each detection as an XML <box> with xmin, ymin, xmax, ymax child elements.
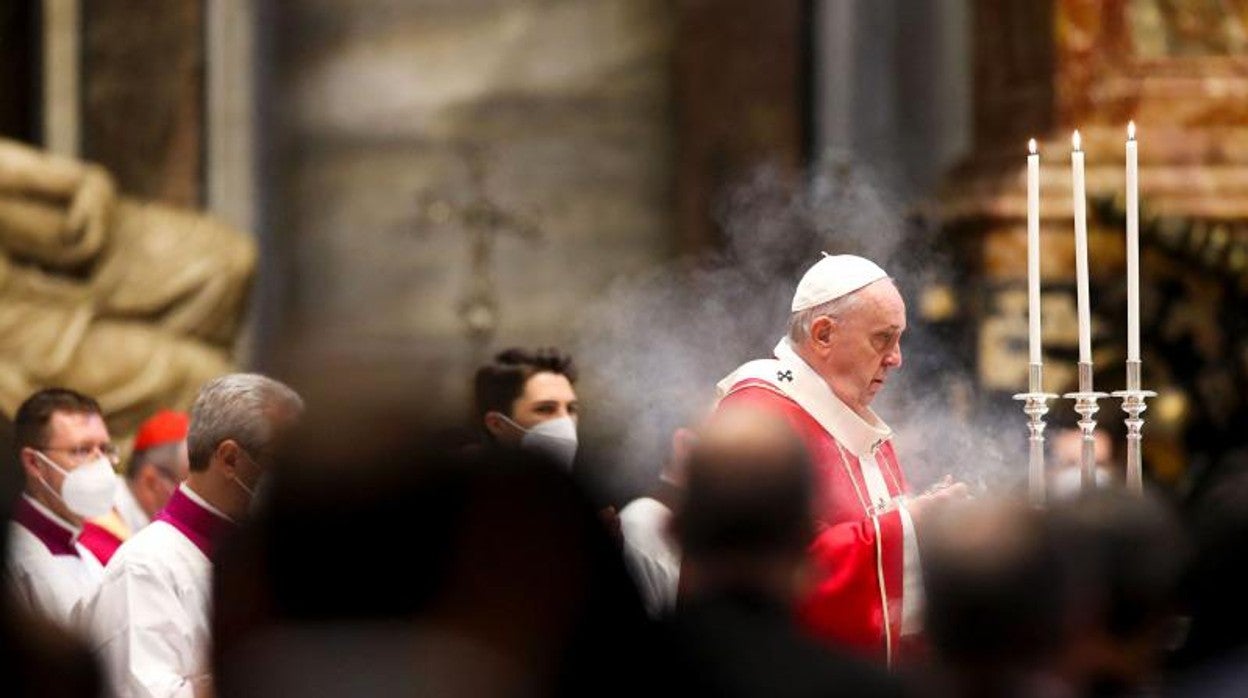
<box><xmin>0</xmin><ymin>138</ymin><xmax>254</xmax><ymax>436</ymax></box>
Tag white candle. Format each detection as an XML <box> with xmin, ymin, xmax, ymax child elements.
<box><xmin>1126</xmin><ymin>121</ymin><xmax>1140</xmax><ymax>362</ymax></box>
<box><xmin>1028</xmin><ymin>138</ymin><xmax>1041</xmax><ymax>364</ymax></box>
<box><xmin>1071</xmin><ymin>130</ymin><xmax>1092</xmax><ymax>364</ymax></box>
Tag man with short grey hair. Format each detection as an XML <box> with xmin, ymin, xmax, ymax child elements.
<box><xmin>79</xmin><ymin>373</ymin><xmax>303</xmax><ymax>698</ymax></box>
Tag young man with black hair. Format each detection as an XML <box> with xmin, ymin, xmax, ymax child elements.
<box><xmin>474</xmin><ymin>347</ymin><xmax>580</xmax><ymax>470</ymax></box>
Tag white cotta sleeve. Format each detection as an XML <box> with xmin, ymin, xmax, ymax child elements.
<box><xmin>85</xmin><ymin>560</ymin><xmax>197</xmax><ymax>698</ymax></box>
<box><xmin>897</xmin><ymin>503</ymin><xmax>924</xmax><ymax>636</ymax></box>
<box><xmin>622</xmin><ymin>539</ymin><xmax>677</xmax><ymax>617</ymax></box>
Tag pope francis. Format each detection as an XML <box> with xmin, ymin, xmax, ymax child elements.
<box><xmin>716</xmin><ymin>254</ymin><xmax>967</xmax><ymax>666</ymax></box>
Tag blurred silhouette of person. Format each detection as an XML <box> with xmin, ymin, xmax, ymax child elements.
<box><xmin>919</xmin><ymin>497</ymin><xmax>1071</xmax><ymax>698</ymax></box>
<box><xmin>6</xmin><ymin>388</ymin><xmax>115</xmax><ymax>625</ymax></box>
<box><xmin>1047</xmin><ymin>490</ymin><xmax>1188</xmax><ymax>697</ymax></box>
<box><xmin>0</xmin><ymin>600</ymin><xmax>105</xmax><ymax>697</ymax></box>
<box><xmin>79</xmin><ymin>409</ymin><xmax>190</xmax><ymax>565</ymax></box>
<box><xmin>79</xmin><ymin>374</ymin><xmax>303</xmax><ymax>698</ymax></box>
<box><xmin>664</xmin><ymin>405</ymin><xmax>903</xmax><ymax>697</ymax></box>
<box><xmin>211</xmin><ymin>410</ymin><xmax>657</xmax><ymax>697</ymax></box>
<box><xmin>1168</xmin><ymin>469</ymin><xmax>1248</xmax><ymax>695</ymax></box>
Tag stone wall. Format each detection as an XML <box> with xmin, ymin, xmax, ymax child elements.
<box><xmin>262</xmin><ymin>0</ymin><xmax>677</xmax><ymax>416</ymax></box>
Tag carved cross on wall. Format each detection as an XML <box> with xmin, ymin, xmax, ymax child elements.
<box><xmin>411</xmin><ymin>145</ymin><xmax>542</xmax><ymax>355</ymax></box>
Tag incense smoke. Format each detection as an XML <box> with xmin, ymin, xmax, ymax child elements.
<box><xmin>575</xmin><ymin>155</ymin><xmax>1023</xmax><ymax>500</ymax></box>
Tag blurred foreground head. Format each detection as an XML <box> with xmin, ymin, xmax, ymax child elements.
<box><xmin>212</xmin><ymin>401</ymin><xmax>651</xmax><ymax>698</ymax></box>
<box><xmin>1046</xmin><ymin>489</ymin><xmax>1188</xmax><ymax>695</ymax></box>
<box><xmin>668</xmin><ymin>406</ymin><xmax>903</xmax><ymax>698</ymax></box>
<box><xmin>921</xmin><ymin>497</ymin><xmax>1068</xmax><ymax>696</ymax></box>
<box><xmin>1184</xmin><ymin>469</ymin><xmax>1248</xmax><ymax>663</ymax></box>
<box><xmin>675</xmin><ymin>405</ymin><xmax>812</xmax><ymax>603</ymax></box>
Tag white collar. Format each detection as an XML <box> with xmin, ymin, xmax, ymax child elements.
<box><xmin>718</xmin><ymin>338</ymin><xmax>892</xmax><ymax>458</ymax></box>
<box><xmin>20</xmin><ymin>493</ymin><xmax>80</xmax><ymax>537</ymax></box>
<box><xmin>180</xmin><ymin>483</ymin><xmax>236</xmax><ymax>524</ymax></box>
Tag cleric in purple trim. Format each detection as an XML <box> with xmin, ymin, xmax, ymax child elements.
<box><xmin>6</xmin><ymin>388</ymin><xmax>117</xmax><ymax>626</ymax></box>
<box><xmin>77</xmin><ymin>374</ymin><xmax>303</xmax><ymax>698</ymax></box>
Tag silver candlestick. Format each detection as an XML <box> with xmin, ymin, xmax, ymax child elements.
<box><xmin>1111</xmin><ymin>360</ymin><xmax>1156</xmax><ymax>494</ymax></box>
<box><xmin>1014</xmin><ymin>363</ymin><xmax>1058</xmax><ymax>505</ymax></box>
<box><xmin>1063</xmin><ymin>362</ymin><xmax>1108</xmax><ymax>492</ymax></box>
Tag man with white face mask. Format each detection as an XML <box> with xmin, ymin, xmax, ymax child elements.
<box><xmin>474</xmin><ymin>347</ymin><xmax>580</xmax><ymax>470</ymax></box>
<box><xmin>6</xmin><ymin>388</ymin><xmax>114</xmax><ymax>625</ymax></box>
<box><xmin>79</xmin><ymin>373</ymin><xmax>303</xmax><ymax>698</ymax></box>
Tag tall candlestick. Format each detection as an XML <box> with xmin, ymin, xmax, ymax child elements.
<box><xmin>1028</xmin><ymin>138</ymin><xmax>1042</xmax><ymax>366</ymax></box>
<box><xmin>1126</xmin><ymin>121</ymin><xmax>1140</xmax><ymax>366</ymax></box>
<box><xmin>1116</xmin><ymin>120</ymin><xmax>1151</xmax><ymax>493</ymax></box>
<box><xmin>1071</xmin><ymin>130</ymin><xmax>1092</xmax><ymax>364</ymax></box>
<box><xmin>1019</xmin><ymin>137</ymin><xmax>1053</xmax><ymax>504</ymax></box>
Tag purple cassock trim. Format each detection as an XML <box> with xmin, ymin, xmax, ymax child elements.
<box><xmin>155</xmin><ymin>488</ymin><xmax>235</xmax><ymax>559</ymax></box>
<box><xmin>12</xmin><ymin>497</ymin><xmax>77</xmax><ymax>557</ymax></box>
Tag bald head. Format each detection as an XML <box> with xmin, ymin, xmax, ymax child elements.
<box><xmin>677</xmin><ymin>406</ymin><xmax>813</xmax><ymax>559</ymax></box>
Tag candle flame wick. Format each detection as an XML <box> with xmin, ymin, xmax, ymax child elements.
<box><xmin>1128</xmin><ymin>120</ymin><xmax>1136</xmax><ymax>141</ymax></box>
<box><xmin>1028</xmin><ymin>138</ymin><xmax>1037</xmax><ymax>155</ymax></box>
<box><xmin>1072</xmin><ymin>130</ymin><xmax>1082</xmax><ymax>151</ymax></box>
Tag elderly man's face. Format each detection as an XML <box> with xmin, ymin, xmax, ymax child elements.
<box><xmin>811</xmin><ymin>279</ymin><xmax>906</xmax><ymax>417</ymax></box>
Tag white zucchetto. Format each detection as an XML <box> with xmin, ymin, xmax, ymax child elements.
<box><xmin>791</xmin><ymin>254</ymin><xmax>888</xmax><ymax>312</ymax></box>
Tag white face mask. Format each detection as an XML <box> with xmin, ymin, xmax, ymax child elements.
<box><xmin>499</xmin><ymin>414</ymin><xmax>578</xmax><ymax>471</ymax></box>
<box><xmin>233</xmin><ymin>450</ymin><xmax>271</xmax><ymax>514</ymax></box>
<box><xmin>35</xmin><ymin>451</ymin><xmax>116</xmax><ymax>519</ymax></box>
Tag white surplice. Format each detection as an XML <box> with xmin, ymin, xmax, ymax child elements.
<box><xmin>619</xmin><ymin>496</ymin><xmax>679</xmax><ymax>617</ymax></box>
<box><xmin>6</xmin><ymin>494</ymin><xmax>103</xmax><ymax>625</ymax></box>
<box><xmin>80</xmin><ymin>485</ymin><xmax>231</xmax><ymax>698</ymax></box>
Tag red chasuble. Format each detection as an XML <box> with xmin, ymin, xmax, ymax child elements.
<box><xmin>717</xmin><ymin>342</ymin><xmax>912</xmax><ymax>665</ymax></box>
